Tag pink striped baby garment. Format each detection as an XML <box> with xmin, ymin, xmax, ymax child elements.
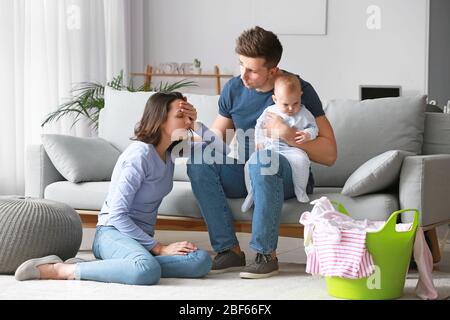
<box><xmin>306</xmin><ymin>229</ymin><xmax>375</xmax><ymax>279</ymax></box>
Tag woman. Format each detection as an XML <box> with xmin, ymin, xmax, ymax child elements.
<box><xmin>15</xmin><ymin>92</ymin><xmax>216</xmax><ymax>285</ymax></box>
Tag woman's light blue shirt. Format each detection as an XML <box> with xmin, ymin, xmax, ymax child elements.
<box><xmin>98</xmin><ymin>141</ymin><xmax>174</xmax><ymax>250</ymax></box>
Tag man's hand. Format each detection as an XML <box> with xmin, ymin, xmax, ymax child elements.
<box><xmin>294</xmin><ymin>131</ymin><xmax>311</xmax><ymax>145</ymax></box>
<box><xmin>179</xmin><ymin>100</ymin><xmax>197</xmax><ymax>128</ymax></box>
<box><xmin>151</xmin><ymin>241</ymin><xmax>198</xmax><ymax>256</ymax></box>
<box><xmin>263</xmin><ymin>112</ymin><xmax>289</xmax><ymax>139</ymax></box>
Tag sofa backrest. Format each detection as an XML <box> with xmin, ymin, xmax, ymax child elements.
<box><xmin>99</xmin><ymin>88</ymin><xmax>219</xmax><ymax>151</ymax></box>
<box><xmin>100</xmin><ymin>88</ymin><xmax>428</xmax><ymax>188</ymax></box>
<box><xmin>312</xmin><ymin>95</ymin><xmax>427</xmax><ymax>187</ymax></box>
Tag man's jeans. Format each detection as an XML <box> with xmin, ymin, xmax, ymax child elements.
<box><xmin>187</xmin><ymin>149</ymin><xmax>313</xmax><ymax>254</ymax></box>
<box><xmin>75</xmin><ymin>226</ymin><xmax>212</xmax><ymax>285</ymax></box>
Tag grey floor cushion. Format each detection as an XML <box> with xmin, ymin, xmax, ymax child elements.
<box><xmin>0</xmin><ymin>196</ymin><xmax>82</xmax><ymax>274</ymax></box>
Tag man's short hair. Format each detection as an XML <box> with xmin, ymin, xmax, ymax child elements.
<box><xmin>235</xmin><ymin>26</ymin><xmax>283</xmax><ymax>69</ymax></box>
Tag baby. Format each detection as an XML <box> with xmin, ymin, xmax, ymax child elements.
<box><xmin>242</xmin><ymin>74</ymin><xmax>318</xmax><ymax>212</ymax></box>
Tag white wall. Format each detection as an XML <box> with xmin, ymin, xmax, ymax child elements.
<box><xmin>129</xmin><ymin>0</ymin><xmax>145</xmax><ymax>79</ymax></box>
<box><xmin>140</xmin><ymin>0</ymin><xmax>429</xmax><ymax>102</ymax></box>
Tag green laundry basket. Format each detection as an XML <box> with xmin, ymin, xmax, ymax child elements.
<box><xmin>325</xmin><ymin>208</ymin><xmax>419</xmax><ymax>300</ymax></box>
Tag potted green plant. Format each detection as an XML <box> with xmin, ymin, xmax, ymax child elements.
<box><xmin>41</xmin><ymin>71</ymin><xmax>197</xmax><ymax>130</ymax></box>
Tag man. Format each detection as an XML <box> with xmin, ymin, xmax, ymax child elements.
<box><xmin>187</xmin><ymin>26</ymin><xmax>337</xmax><ymax>279</ymax></box>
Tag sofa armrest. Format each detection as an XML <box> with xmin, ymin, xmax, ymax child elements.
<box><xmin>25</xmin><ymin>144</ymin><xmax>65</xmax><ymax>198</ymax></box>
<box><xmin>399</xmin><ymin>154</ymin><xmax>450</xmax><ymax>226</ymax></box>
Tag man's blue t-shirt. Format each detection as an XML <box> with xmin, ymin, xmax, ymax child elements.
<box><xmin>219</xmin><ymin>73</ymin><xmax>325</xmax><ymax>162</ymax></box>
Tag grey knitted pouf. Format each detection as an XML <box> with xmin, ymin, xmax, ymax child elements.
<box><xmin>0</xmin><ymin>196</ymin><xmax>82</xmax><ymax>274</ymax></box>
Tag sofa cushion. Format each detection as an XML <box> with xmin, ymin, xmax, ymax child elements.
<box><xmin>341</xmin><ymin>150</ymin><xmax>415</xmax><ymax>197</ymax></box>
<box><xmin>45</xmin><ymin>181</ymin><xmax>398</xmax><ymax>223</ymax></box>
<box><xmin>158</xmin><ymin>183</ymin><xmax>398</xmax><ymax>223</ymax></box>
<box><xmin>45</xmin><ymin>181</ymin><xmax>110</xmax><ymax>210</ymax></box>
<box><xmin>422</xmin><ymin>112</ymin><xmax>450</xmax><ymax>155</ymax></box>
<box><xmin>173</xmin><ymin>157</ymin><xmax>190</xmax><ymax>182</ymax></box>
<box><xmin>41</xmin><ymin>134</ymin><xmax>121</xmax><ymax>183</ymax></box>
<box><xmin>99</xmin><ymin>88</ymin><xmax>220</xmax><ymax>152</ymax></box>
<box><xmin>312</xmin><ymin>95</ymin><xmax>426</xmax><ymax>187</ymax></box>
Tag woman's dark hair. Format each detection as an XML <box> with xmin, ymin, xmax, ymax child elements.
<box><xmin>132</xmin><ymin>91</ymin><xmax>186</xmax><ymax>150</ymax></box>
<box><xmin>235</xmin><ymin>26</ymin><xmax>283</xmax><ymax>69</ymax></box>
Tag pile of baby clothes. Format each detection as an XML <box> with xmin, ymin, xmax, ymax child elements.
<box><xmin>299</xmin><ymin>197</ymin><xmax>438</xmax><ymax>299</ymax></box>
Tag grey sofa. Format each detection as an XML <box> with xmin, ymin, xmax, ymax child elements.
<box><xmin>25</xmin><ymin>88</ymin><xmax>450</xmax><ymax>260</ymax></box>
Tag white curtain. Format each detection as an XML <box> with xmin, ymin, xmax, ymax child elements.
<box><xmin>0</xmin><ymin>0</ymin><xmax>132</xmax><ymax>196</ymax></box>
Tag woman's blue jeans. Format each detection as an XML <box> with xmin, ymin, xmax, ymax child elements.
<box><xmin>74</xmin><ymin>226</ymin><xmax>212</xmax><ymax>285</ymax></box>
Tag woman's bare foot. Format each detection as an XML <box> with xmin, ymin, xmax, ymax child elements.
<box><xmin>37</xmin><ymin>263</ymin><xmax>76</xmax><ymax>280</ymax></box>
